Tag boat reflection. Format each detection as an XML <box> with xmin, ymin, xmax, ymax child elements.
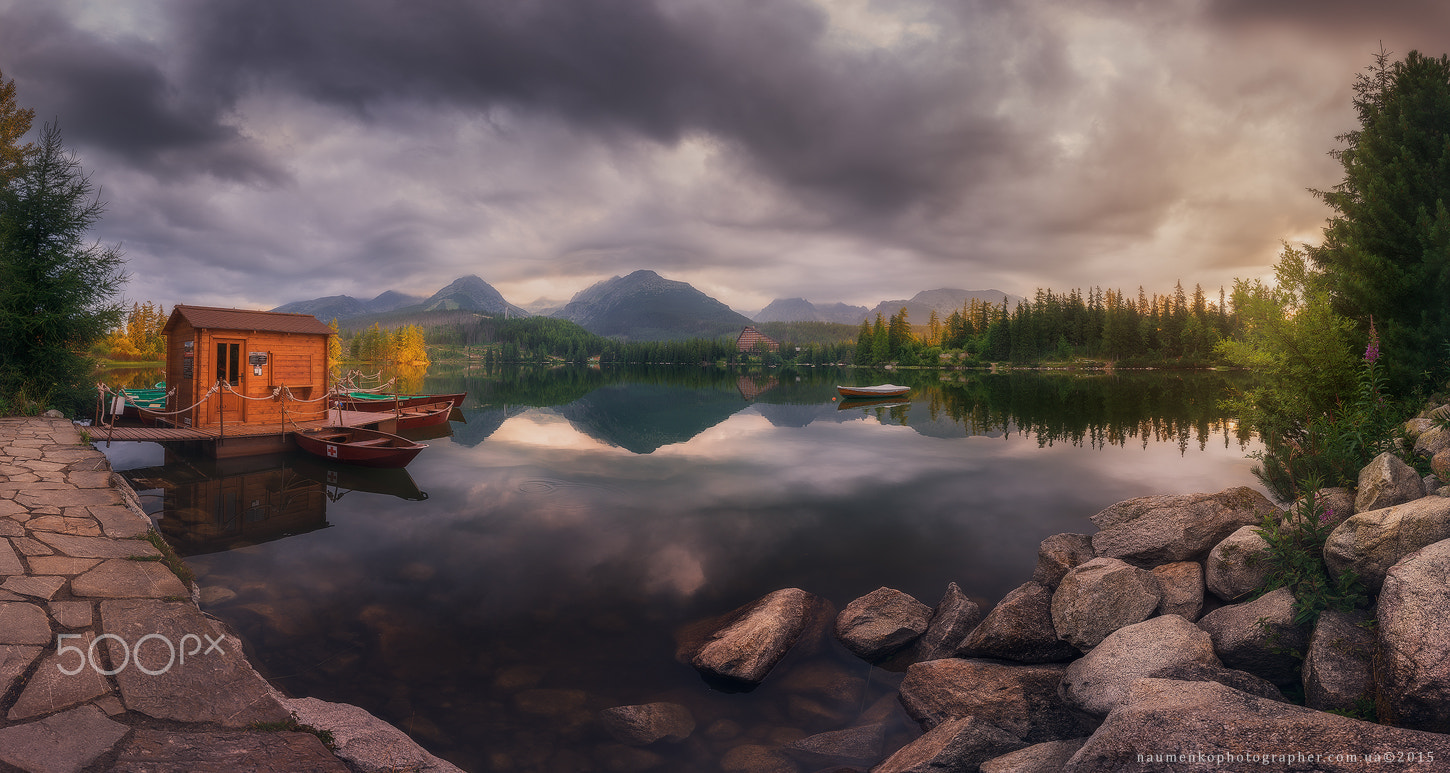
<box><xmin>121</xmin><ymin>450</ymin><xmax>427</xmax><ymax>556</ymax></box>
<box><xmin>835</xmin><ymin>396</ymin><xmax>912</xmax><ymax>411</ymax></box>
<box><xmin>287</xmin><ymin>453</ymin><xmax>429</xmax><ymax>502</ymax></box>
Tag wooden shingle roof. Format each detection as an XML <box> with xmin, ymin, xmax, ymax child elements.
<box><xmin>163</xmin><ymin>305</ymin><xmax>334</xmax><ymax>336</ymax></box>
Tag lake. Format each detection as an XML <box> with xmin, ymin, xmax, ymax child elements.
<box><xmin>98</xmin><ymin>365</ymin><xmax>1262</xmax><ymax>772</ymax></box>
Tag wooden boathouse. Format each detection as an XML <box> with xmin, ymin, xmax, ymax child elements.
<box><xmin>164</xmin><ymin>305</ymin><xmax>332</xmax><ymax>429</ymax></box>
<box><xmin>96</xmin><ymin>306</ymin><xmax>397</xmax><ymax>457</ymax></box>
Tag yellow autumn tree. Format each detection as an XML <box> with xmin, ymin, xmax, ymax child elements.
<box><xmin>327</xmin><ymin>318</ymin><xmax>342</xmax><ymax>366</ymax></box>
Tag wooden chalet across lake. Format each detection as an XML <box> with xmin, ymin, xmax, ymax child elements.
<box><xmin>164</xmin><ymin>305</ymin><xmax>333</xmax><ymax>428</ymax></box>
<box><xmin>736</xmin><ymin>326</ymin><xmax>780</xmax><ymax>353</ymax></box>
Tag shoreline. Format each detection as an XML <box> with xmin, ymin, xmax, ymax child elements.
<box><xmin>0</xmin><ymin>416</ymin><xmax>460</xmax><ymax>773</ymax></box>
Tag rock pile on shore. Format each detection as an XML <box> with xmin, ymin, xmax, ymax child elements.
<box><xmin>633</xmin><ymin>416</ymin><xmax>1450</xmax><ymax>772</ymax></box>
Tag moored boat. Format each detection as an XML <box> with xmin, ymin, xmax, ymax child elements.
<box><xmin>837</xmin><ymin>384</ymin><xmax>911</xmax><ymax>399</ymax></box>
<box><xmin>394</xmin><ymin>401</ymin><xmax>454</xmax><ymax>430</ymax></box>
<box><xmin>335</xmin><ymin>391</ymin><xmax>467</xmax><ymax>412</ymax></box>
<box><xmin>293</xmin><ymin>426</ymin><xmax>428</xmax><ymax>468</ymax></box>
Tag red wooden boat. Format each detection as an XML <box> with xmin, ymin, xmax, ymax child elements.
<box><xmin>335</xmin><ymin>391</ymin><xmax>467</xmax><ymax>412</ymax></box>
<box><xmin>394</xmin><ymin>402</ymin><xmax>454</xmax><ymax>430</ymax></box>
<box><xmin>293</xmin><ymin>426</ymin><xmax>427</xmax><ymax>468</ymax></box>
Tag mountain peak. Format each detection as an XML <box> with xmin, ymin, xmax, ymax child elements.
<box><xmin>420</xmin><ymin>276</ymin><xmax>529</xmax><ymax>316</ymax></box>
<box><xmin>555</xmin><ymin>270</ymin><xmax>751</xmax><ymax>341</ymax></box>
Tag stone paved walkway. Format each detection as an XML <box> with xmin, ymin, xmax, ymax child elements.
<box><xmin>0</xmin><ymin>417</ymin><xmax>460</xmax><ymax>773</ymax></box>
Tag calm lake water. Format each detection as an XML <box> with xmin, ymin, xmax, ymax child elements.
<box><xmin>99</xmin><ymin>365</ymin><xmax>1263</xmax><ymax>772</ymax></box>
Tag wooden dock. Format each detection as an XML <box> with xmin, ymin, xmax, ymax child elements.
<box><xmin>92</xmin><ymin>409</ymin><xmax>398</xmax><ymax>458</ymax></box>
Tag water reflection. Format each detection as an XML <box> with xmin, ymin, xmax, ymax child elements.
<box><xmin>121</xmin><ymin>451</ymin><xmax>427</xmax><ymax>555</ymax></box>
<box><xmin>100</xmin><ymin>366</ymin><xmax>1262</xmax><ymax>772</ymax></box>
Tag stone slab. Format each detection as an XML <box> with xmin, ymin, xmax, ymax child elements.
<box><xmin>0</xmin><ymin>538</ymin><xmax>24</xmax><ymax>574</ymax></box>
<box><xmin>34</xmin><ymin>531</ymin><xmax>160</xmax><ymax>559</ymax></box>
<box><xmin>0</xmin><ymin>704</ymin><xmax>129</xmax><ymax>773</ymax></box>
<box><xmin>72</xmin><ymin>558</ymin><xmax>188</xmax><ymax>599</ymax></box>
<box><xmin>26</xmin><ymin>555</ymin><xmax>99</xmax><ymax>575</ymax></box>
<box><xmin>9</xmin><ymin>633</ymin><xmax>113</xmax><ymax>720</ymax></box>
<box><xmin>66</xmin><ymin>470</ymin><xmax>116</xmax><ymax>489</ymax></box>
<box><xmin>0</xmin><ymin>601</ymin><xmax>52</xmax><ymax>645</ymax></box>
<box><xmin>48</xmin><ymin>600</ymin><xmax>93</xmax><ymax>628</ymax></box>
<box><xmin>0</xmin><ymin>644</ymin><xmax>43</xmax><ymax>697</ymax></box>
<box><xmin>11</xmin><ymin>536</ymin><xmax>53</xmax><ymax>556</ymax></box>
<box><xmin>1</xmin><ymin>575</ymin><xmax>67</xmax><ymax>600</ymax></box>
<box><xmin>101</xmin><ymin>598</ymin><xmax>290</xmax><ymax>726</ymax></box>
<box><xmin>25</xmin><ymin>515</ymin><xmax>103</xmax><ymax>537</ymax></box>
<box><xmin>90</xmin><ymin>503</ymin><xmax>152</xmax><ymax>538</ymax></box>
<box><xmin>110</xmin><ymin>729</ymin><xmax>350</xmax><ymax>773</ymax></box>
<box><xmin>15</xmin><ymin>487</ymin><xmax>122</xmax><ymax>509</ymax></box>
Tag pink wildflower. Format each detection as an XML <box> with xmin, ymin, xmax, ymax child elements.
<box><xmin>1365</xmin><ymin>318</ymin><xmax>1380</xmax><ymax>363</ymax></box>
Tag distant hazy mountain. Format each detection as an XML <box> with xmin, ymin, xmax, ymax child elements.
<box><xmin>270</xmin><ymin>290</ymin><xmax>426</xmax><ymax>320</ymax></box>
<box><xmin>868</xmin><ymin>288</ymin><xmax>1024</xmax><ymax>322</ymax></box>
<box><xmin>754</xmin><ymin>297</ymin><xmax>872</xmax><ymax>325</ymax></box>
<box><xmin>521</xmin><ymin>297</ymin><xmax>569</xmax><ymax>316</ymax></box>
<box><xmin>270</xmin><ymin>294</ymin><xmax>369</xmax><ymax>320</ymax></box>
<box><xmin>553</xmin><ymin>270</ymin><xmax>754</xmax><ymax>341</ymax></box>
<box><xmin>272</xmin><ymin>276</ymin><xmax>523</xmax><ymax>325</ymax></box>
<box><xmin>367</xmin><ymin>290</ymin><xmax>427</xmax><ymax>313</ymax></box>
<box><xmin>414</xmin><ymin>275</ymin><xmax>529</xmax><ymax>317</ymax></box>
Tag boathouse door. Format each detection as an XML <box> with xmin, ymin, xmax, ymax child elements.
<box><xmin>209</xmin><ymin>339</ymin><xmax>246</xmax><ymax>425</ymax></box>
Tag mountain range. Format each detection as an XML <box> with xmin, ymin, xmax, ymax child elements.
<box><xmin>270</xmin><ymin>271</ymin><xmax>1021</xmax><ymax>341</ymax></box>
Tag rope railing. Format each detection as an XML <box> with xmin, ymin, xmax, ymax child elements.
<box><xmin>95</xmin><ymin>377</ymin><xmax>369</xmax><ymax>440</ymax></box>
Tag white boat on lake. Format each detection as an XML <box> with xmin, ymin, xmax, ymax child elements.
<box><xmin>837</xmin><ymin>384</ymin><xmax>911</xmax><ymax>398</ymax></box>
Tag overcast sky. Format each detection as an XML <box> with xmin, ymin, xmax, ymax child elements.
<box><xmin>2</xmin><ymin>0</ymin><xmax>1446</xmax><ymax>314</ymax></box>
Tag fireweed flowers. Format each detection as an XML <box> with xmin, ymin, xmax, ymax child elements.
<box><xmin>1365</xmin><ymin>318</ymin><xmax>1380</xmax><ymax>364</ymax></box>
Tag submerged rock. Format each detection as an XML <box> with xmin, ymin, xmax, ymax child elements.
<box><xmin>872</xmin><ymin>716</ymin><xmax>1027</xmax><ymax>773</ymax></box>
<box><xmin>783</xmin><ymin>723</ymin><xmax>886</xmax><ymax>769</ymax></box>
<box><xmin>675</xmin><ymin>588</ymin><xmax>834</xmax><ymax>686</ymax></box>
<box><xmin>598</xmin><ymin>702</ymin><xmax>695</xmax><ymax>745</ymax></box>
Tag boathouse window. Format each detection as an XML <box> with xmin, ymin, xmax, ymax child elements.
<box><xmin>217</xmin><ymin>342</ymin><xmax>241</xmax><ymax>386</ymax></box>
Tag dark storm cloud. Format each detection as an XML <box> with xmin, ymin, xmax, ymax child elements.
<box><xmin>0</xmin><ymin>5</ymin><xmax>283</xmax><ymax>184</ymax></box>
<box><xmin>4</xmin><ymin>0</ymin><xmax>1441</xmax><ymax>310</ymax></box>
<box><xmin>169</xmin><ymin>0</ymin><xmax>1033</xmax><ymax>219</ymax></box>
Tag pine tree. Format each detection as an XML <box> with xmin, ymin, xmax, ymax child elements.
<box><xmin>0</xmin><ymin>121</ymin><xmax>127</xmax><ymax>411</ymax></box>
<box><xmin>1311</xmin><ymin>48</ymin><xmax>1450</xmax><ymax>389</ymax></box>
